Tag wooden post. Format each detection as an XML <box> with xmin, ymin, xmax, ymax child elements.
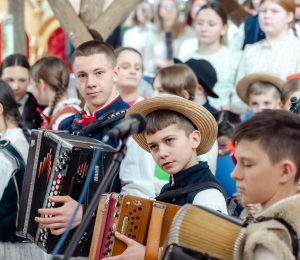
<box><xmin>90</xmin><ymin>0</ymin><xmax>142</xmax><ymax>41</ymax></box>
<box><xmin>80</xmin><ymin>0</ymin><xmax>104</xmax><ymax>27</ymax></box>
<box><xmin>47</xmin><ymin>0</ymin><xmax>93</xmax><ymax>48</ymax></box>
<box><xmin>7</xmin><ymin>0</ymin><xmax>26</xmax><ymax>55</ymax></box>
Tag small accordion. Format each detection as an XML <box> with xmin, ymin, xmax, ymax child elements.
<box><xmin>160</xmin><ymin>204</ymin><xmax>246</xmax><ymax>260</ymax></box>
<box><xmin>89</xmin><ymin>193</ymin><xmax>181</xmax><ymax>260</ymax></box>
<box><xmin>16</xmin><ymin>129</ymin><xmax>117</xmax><ymax>256</ymax></box>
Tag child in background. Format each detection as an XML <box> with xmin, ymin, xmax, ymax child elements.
<box><xmin>0</xmin><ymin>54</ymin><xmax>45</xmax><ymax>129</ymax></box>
<box><xmin>0</xmin><ymin>80</ymin><xmax>44</xmax><ymax>260</ymax></box>
<box><xmin>280</xmin><ymin>77</ymin><xmax>300</xmax><ymax>111</ymax></box>
<box><xmin>30</xmin><ymin>56</ymin><xmax>81</xmax><ymax>130</ymax></box>
<box><xmin>115</xmin><ymin>47</ymin><xmax>146</xmax><ymax>106</ymax></box>
<box><xmin>236</xmin><ymin>71</ymin><xmax>284</xmax><ymax>113</ymax></box>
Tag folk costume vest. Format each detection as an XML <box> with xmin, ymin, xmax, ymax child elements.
<box><xmin>0</xmin><ymin>140</ymin><xmax>25</xmax><ymax>243</ymax></box>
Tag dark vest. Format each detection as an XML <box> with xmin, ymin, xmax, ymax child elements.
<box><xmin>159</xmin><ymin>162</ymin><xmax>224</xmax><ymax>206</ymax></box>
<box><xmin>242</xmin><ymin>15</ymin><xmax>266</xmax><ymax>50</ymax></box>
<box><xmin>0</xmin><ymin>140</ymin><xmax>25</xmax><ymax>243</ymax></box>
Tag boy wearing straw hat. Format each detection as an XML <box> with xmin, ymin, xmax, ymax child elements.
<box><xmin>106</xmin><ymin>94</ymin><xmax>227</xmax><ymax>260</ymax></box>
<box><xmin>236</xmin><ymin>71</ymin><xmax>285</xmax><ymax>113</ymax></box>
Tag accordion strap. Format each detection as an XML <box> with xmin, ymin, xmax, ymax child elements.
<box><xmin>145</xmin><ymin>203</ymin><xmax>166</xmax><ymax>260</ymax></box>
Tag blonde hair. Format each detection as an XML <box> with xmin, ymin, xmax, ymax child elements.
<box><xmin>260</xmin><ymin>0</ymin><xmax>297</xmax><ymax>36</ymax></box>
<box><xmin>153</xmin><ymin>64</ymin><xmax>198</xmax><ymax>100</ymax></box>
<box><xmin>247</xmin><ymin>82</ymin><xmax>281</xmax><ymax>99</ymax></box>
<box><xmin>156</xmin><ymin>0</ymin><xmax>186</xmax><ymax>39</ymax></box>
<box><xmin>281</xmin><ymin>78</ymin><xmax>300</xmax><ymax>105</ymax></box>
<box><xmin>31</xmin><ymin>56</ymin><xmax>70</xmax><ymax>120</ymax></box>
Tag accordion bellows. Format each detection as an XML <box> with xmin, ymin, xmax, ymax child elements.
<box><xmin>165</xmin><ymin>204</ymin><xmax>246</xmax><ymax>260</ymax></box>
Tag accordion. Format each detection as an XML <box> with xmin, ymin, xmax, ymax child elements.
<box><xmin>160</xmin><ymin>204</ymin><xmax>245</xmax><ymax>260</ymax></box>
<box><xmin>89</xmin><ymin>193</ymin><xmax>181</xmax><ymax>260</ymax></box>
<box><xmin>16</xmin><ymin>129</ymin><xmax>117</xmax><ymax>256</ymax></box>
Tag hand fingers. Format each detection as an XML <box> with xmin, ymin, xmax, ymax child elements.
<box><xmin>114</xmin><ymin>232</ymin><xmax>136</xmax><ymax>247</ymax></box>
<box><xmin>35</xmin><ymin>216</ymin><xmax>65</xmax><ymax>225</ymax></box>
<box><xmin>48</xmin><ymin>195</ymin><xmax>71</xmax><ymax>203</ymax></box>
<box><xmin>38</xmin><ymin>207</ymin><xmax>64</xmax><ymax>216</ymax></box>
<box><xmin>50</xmin><ymin>227</ymin><xmax>66</xmax><ymax>236</ymax></box>
<box><xmin>39</xmin><ymin>222</ymin><xmax>67</xmax><ymax>230</ymax></box>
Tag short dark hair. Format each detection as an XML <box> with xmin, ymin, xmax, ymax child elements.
<box><xmin>197</xmin><ymin>2</ymin><xmax>227</xmax><ymax>25</ymax></box>
<box><xmin>232</xmin><ymin>110</ymin><xmax>300</xmax><ymax>182</ymax></box>
<box><xmin>213</xmin><ymin>110</ymin><xmax>241</xmax><ymax>137</ymax></box>
<box><xmin>72</xmin><ymin>40</ymin><xmax>116</xmax><ymax>67</ymax></box>
<box><xmin>145</xmin><ymin>109</ymin><xmax>196</xmax><ymax>137</ymax></box>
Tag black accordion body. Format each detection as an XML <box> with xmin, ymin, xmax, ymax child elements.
<box><xmin>16</xmin><ymin>129</ymin><xmax>117</xmax><ymax>256</ymax></box>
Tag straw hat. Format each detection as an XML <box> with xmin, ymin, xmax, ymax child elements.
<box><xmin>236</xmin><ymin>71</ymin><xmax>285</xmax><ymax>105</ymax></box>
<box><xmin>125</xmin><ymin>94</ymin><xmax>218</xmax><ymax>155</ymax></box>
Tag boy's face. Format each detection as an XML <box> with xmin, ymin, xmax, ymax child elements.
<box><xmin>248</xmin><ymin>91</ymin><xmax>280</xmax><ymax>113</ymax></box>
<box><xmin>145</xmin><ymin>124</ymin><xmax>200</xmax><ymax>176</ymax></box>
<box><xmin>231</xmin><ymin>139</ymin><xmax>289</xmax><ymax>209</ymax></box>
<box><xmin>73</xmin><ymin>53</ymin><xmax>119</xmax><ymax>113</ymax></box>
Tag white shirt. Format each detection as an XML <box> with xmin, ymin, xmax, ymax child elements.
<box><xmin>43</xmin><ymin>97</ymin><xmax>81</xmax><ymax>130</ymax></box>
<box><xmin>231</xmin><ymin>33</ymin><xmax>300</xmax><ymax>114</ymax></box>
<box><xmin>18</xmin><ymin>94</ymin><xmax>29</xmax><ymax>115</ymax></box>
<box><xmin>178</xmin><ymin>37</ymin><xmax>199</xmax><ymax>59</ymax></box>
<box><xmin>123</xmin><ymin>22</ymin><xmax>154</xmax><ymax>59</ymax></box>
<box><xmin>0</xmin><ymin>128</ymin><xmax>29</xmax><ymax>200</ymax></box>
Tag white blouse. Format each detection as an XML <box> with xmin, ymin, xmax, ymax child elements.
<box><xmin>0</xmin><ymin>128</ymin><xmax>29</xmax><ymax>200</ymax></box>
<box><xmin>231</xmin><ymin>33</ymin><xmax>300</xmax><ymax>114</ymax></box>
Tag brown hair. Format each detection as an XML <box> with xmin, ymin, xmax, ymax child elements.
<box><xmin>72</xmin><ymin>40</ymin><xmax>117</xmax><ymax>67</ymax></box>
<box><xmin>196</xmin><ymin>2</ymin><xmax>228</xmax><ymax>25</ymax></box>
<box><xmin>156</xmin><ymin>0</ymin><xmax>186</xmax><ymax>39</ymax></box>
<box><xmin>153</xmin><ymin>64</ymin><xmax>197</xmax><ymax>101</ymax></box>
<box><xmin>281</xmin><ymin>78</ymin><xmax>300</xmax><ymax>105</ymax></box>
<box><xmin>0</xmin><ymin>79</ymin><xmax>30</xmax><ymax>142</ymax></box>
<box><xmin>31</xmin><ymin>56</ymin><xmax>69</xmax><ymax>121</ymax></box>
<box><xmin>247</xmin><ymin>82</ymin><xmax>281</xmax><ymax>99</ymax></box>
<box><xmin>232</xmin><ymin>109</ymin><xmax>300</xmax><ymax>182</ymax></box>
<box><xmin>115</xmin><ymin>47</ymin><xmax>144</xmax><ymax>70</ymax></box>
<box><xmin>145</xmin><ymin>109</ymin><xmax>196</xmax><ymax>137</ymax></box>
<box><xmin>260</xmin><ymin>0</ymin><xmax>297</xmax><ymax>36</ymax></box>
<box><xmin>0</xmin><ymin>54</ymin><xmax>30</xmax><ymax>77</ymax></box>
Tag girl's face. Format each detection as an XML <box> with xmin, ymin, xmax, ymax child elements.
<box><xmin>152</xmin><ymin>76</ymin><xmax>168</xmax><ymax>97</ymax></box>
<box><xmin>282</xmin><ymin>90</ymin><xmax>300</xmax><ymax>110</ymax></box>
<box><xmin>191</xmin><ymin>0</ymin><xmax>208</xmax><ymax>21</ymax></box>
<box><xmin>1</xmin><ymin>66</ymin><xmax>29</xmax><ymax>102</ymax></box>
<box><xmin>195</xmin><ymin>8</ymin><xmax>228</xmax><ymax>44</ymax></box>
<box><xmin>136</xmin><ymin>2</ymin><xmax>153</xmax><ymax>25</ymax></box>
<box><xmin>259</xmin><ymin>0</ymin><xmax>293</xmax><ymax>36</ymax></box>
<box><xmin>116</xmin><ymin>50</ymin><xmax>143</xmax><ymax>89</ymax></box>
<box><xmin>159</xmin><ymin>0</ymin><xmax>178</xmax><ymax>22</ymax></box>
<box><xmin>31</xmin><ymin>79</ymin><xmax>49</xmax><ymax>106</ymax></box>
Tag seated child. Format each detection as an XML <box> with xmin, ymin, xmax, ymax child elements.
<box><xmin>231</xmin><ymin>109</ymin><xmax>300</xmax><ymax>259</ymax></box>
<box><xmin>106</xmin><ymin>94</ymin><xmax>228</xmax><ymax>260</ymax></box>
<box><xmin>174</xmin><ymin>58</ymin><xmax>219</xmax><ymax>114</ymax></box>
<box><xmin>236</xmin><ymin>71</ymin><xmax>285</xmax><ymax>113</ymax></box>
<box><xmin>213</xmin><ymin>110</ymin><xmax>241</xmax><ymax>157</ymax></box>
<box><xmin>30</xmin><ymin>56</ymin><xmax>81</xmax><ymax>130</ymax></box>
<box><xmin>115</xmin><ymin>47</ymin><xmax>146</xmax><ymax>106</ymax></box>
<box><xmin>280</xmin><ymin>77</ymin><xmax>300</xmax><ymax>111</ymax></box>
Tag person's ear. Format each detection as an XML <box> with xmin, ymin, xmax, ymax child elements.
<box><xmin>39</xmin><ymin>79</ymin><xmax>46</xmax><ymax>91</ymax></box>
<box><xmin>0</xmin><ymin>103</ymin><xmax>3</xmax><ymax>116</ymax></box>
<box><xmin>286</xmin><ymin>11</ymin><xmax>294</xmax><ymax>24</ymax></box>
<box><xmin>197</xmin><ymin>84</ymin><xmax>205</xmax><ymax>95</ymax></box>
<box><xmin>182</xmin><ymin>90</ymin><xmax>190</xmax><ymax>100</ymax></box>
<box><xmin>278</xmin><ymin>100</ymin><xmax>285</xmax><ymax>110</ymax></box>
<box><xmin>275</xmin><ymin>98</ymin><xmax>281</xmax><ymax>109</ymax></box>
<box><xmin>113</xmin><ymin>66</ymin><xmax>120</xmax><ymax>83</ymax></box>
<box><xmin>220</xmin><ymin>24</ymin><xmax>228</xmax><ymax>36</ymax></box>
<box><xmin>279</xmin><ymin>159</ymin><xmax>297</xmax><ymax>185</ymax></box>
<box><xmin>190</xmin><ymin>130</ymin><xmax>201</xmax><ymax>149</ymax></box>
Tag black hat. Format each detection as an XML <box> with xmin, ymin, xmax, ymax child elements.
<box><xmin>174</xmin><ymin>58</ymin><xmax>219</xmax><ymax>98</ymax></box>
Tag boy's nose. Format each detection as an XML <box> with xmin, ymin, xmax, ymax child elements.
<box><xmin>87</xmin><ymin>75</ymin><xmax>96</xmax><ymax>87</ymax></box>
<box><xmin>230</xmin><ymin>164</ymin><xmax>243</xmax><ymax>181</ymax></box>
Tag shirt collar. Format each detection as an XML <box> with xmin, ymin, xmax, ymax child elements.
<box><xmin>18</xmin><ymin>94</ymin><xmax>29</xmax><ymax>115</ymax></box>
<box><xmin>260</xmin><ymin>33</ymin><xmax>293</xmax><ymax>49</ymax></box>
<box><xmin>84</xmin><ymin>92</ymin><xmax>120</xmax><ymax>116</ymax></box>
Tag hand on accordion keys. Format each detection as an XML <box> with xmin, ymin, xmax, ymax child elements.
<box><xmin>35</xmin><ymin>195</ymin><xmax>83</xmax><ymax>236</ymax></box>
<box><xmin>105</xmin><ymin>232</ymin><xmax>146</xmax><ymax>260</ymax></box>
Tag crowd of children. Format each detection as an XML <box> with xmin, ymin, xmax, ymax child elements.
<box><xmin>1</xmin><ymin>0</ymin><xmax>300</xmax><ymax>259</ymax></box>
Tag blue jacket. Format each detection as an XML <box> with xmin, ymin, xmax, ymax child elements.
<box><xmin>160</xmin><ymin>162</ymin><xmax>224</xmax><ymax>206</ymax></box>
<box><xmin>242</xmin><ymin>15</ymin><xmax>266</xmax><ymax>50</ymax></box>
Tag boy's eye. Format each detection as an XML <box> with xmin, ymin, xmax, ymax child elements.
<box><xmin>97</xmin><ymin>71</ymin><xmax>103</xmax><ymax>75</ymax></box>
<box><xmin>166</xmin><ymin>138</ymin><xmax>174</xmax><ymax>143</ymax></box>
<box><xmin>264</xmin><ymin>102</ymin><xmax>270</xmax><ymax>106</ymax></box>
<box><xmin>149</xmin><ymin>144</ymin><xmax>157</xmax><ymax>150</ymax></box>
<box><xmin>78</xmin><ymin>74</ymin><xmax>85</xmax><ymax>78</ymax></box>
